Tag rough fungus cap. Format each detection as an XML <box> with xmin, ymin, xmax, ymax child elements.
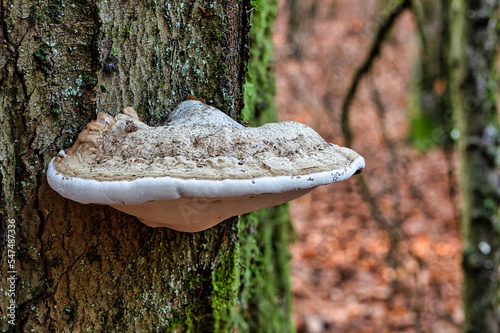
<box><xmin>47</xmin><ymin>100</ymin><xmax>365</xmax><ymax>232</ymax></box>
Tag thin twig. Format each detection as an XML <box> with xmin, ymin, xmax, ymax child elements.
<box><xmin>338</xmin><ymin>0</ymin><xmax>413</xmax><ymax>266</ymax></box>
<box><xmin>369</xmin><ymin>76</ymin><xmax>403</xmax><ymax>230</ymax></box>
<box><xmin>341</xmin><ymin>0</ymin><xmax>412</xmax><ymax>146</ymax></box>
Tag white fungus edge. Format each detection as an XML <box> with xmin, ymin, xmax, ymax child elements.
<box><xmin>47</xmin><ymin>155</ymin><xmax>365</xmax><ymax>206</ymax></box>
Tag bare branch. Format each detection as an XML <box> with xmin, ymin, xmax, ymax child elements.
<box><xmin>341</xmin><ymin>0</ymin><xmax>412</xmax><ymax>146</ymax></box>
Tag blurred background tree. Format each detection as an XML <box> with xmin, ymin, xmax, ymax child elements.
<box><xmin>448</xmin><ymin>0</ymin><xmax>499</xmax><ymax>331</ymax></box>
<box><xmin>278</xmin><ymin>0</ymin><xmax>499</xmax><ymax>331</ymax></box>
<box><xmin>410</xmin><ymin>0</ymin><xmax>453</xmax><ymax>151</ymax></box>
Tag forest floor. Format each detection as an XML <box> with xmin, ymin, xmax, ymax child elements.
<box><xmin>273</xmin><ymin>1</ymin><xmax>463</xmax><ymax>332</ymax></box>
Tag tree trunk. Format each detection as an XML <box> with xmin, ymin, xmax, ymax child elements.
<box><xmin>409</xmin><ymin>0</ymin><xmax>454</xmax><ymax>150</ymax></box>
<box><xmin>0</xmin><ymin>0</ymin><xmax>293</xmax><ymax>332</ymax></box>
<box><xmin>448</xmin><ymin>0</ymin><xmax>500</xmax><ymax>332</ymax></box>
<box><xmin>285</xmin><ymin>0</ymin><xmax>318</xmax><ymax>59</ymax></box>
<box><xmin>240</xmin><ymin>0</ymin><xmax>294</xmax><ymax>330</ymax></box>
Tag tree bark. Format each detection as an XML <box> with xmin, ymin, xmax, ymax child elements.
<box><xmin>0</xmin><ymin>0</ymin><xmax>292</xmax><ymax>332</ymax></box>
<box><xmin>448</xmin><ymin>0</ymin><xmax>500</xmax><ymax>332</ymax></box>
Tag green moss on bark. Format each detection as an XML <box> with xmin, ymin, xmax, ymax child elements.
<box><xmin>211</xmin><ymin>245</ymin><xmax>240</xmax><ymax>331</ymax></box>
<box><xmin>241</xmin><ymin>0</ymin><xmax>278</xmax><ymax>125</ymax></box>
<box><xmin>238</xmin><ymin>0</ymin><xmax>295</xmax><ymax>332</ymax></box>
<box><xmin>237</xmin><ymin>206</ymin><xmax>295</xmax><ymax>333</ymax></box>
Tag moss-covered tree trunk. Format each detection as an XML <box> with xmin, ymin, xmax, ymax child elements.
<box><xmin>0</xmin><ymin>0</ymin><xmax>293</xmax><ymax>332</ymax></box>
<box><xmin>448</xmin><ymin>0</ymin><xmax>500</xmax><ymax>332</ymax></box>
<box><xmin>239</xmin><ymin>1</ymin><xmax>294</xmax><ymax>331</ymax></box>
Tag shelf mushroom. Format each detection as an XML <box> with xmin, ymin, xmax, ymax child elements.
<box><xmin>47</xmin><ymin>100</ymin><xmax>365</xmax><ymax>232</ymax></box>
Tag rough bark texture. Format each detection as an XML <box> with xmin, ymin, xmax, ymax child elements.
<box><xmin>448</xmin><ymin>0</ymin><xmax>500</xmax><ymax>332</ymax></box>
<box><xmin>0</xmin><ymin>0</ymin><xmax>292</xmax><ymax>332</ymax></box>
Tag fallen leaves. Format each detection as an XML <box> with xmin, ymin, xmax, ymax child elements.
<box><xmin>274</xmin><ymin>0</ymin><xmax>462</xmax><ymax>332</ymax></box>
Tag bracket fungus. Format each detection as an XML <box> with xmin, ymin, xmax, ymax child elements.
<box><xmin>47</xmin><ymin>100</ymin><xmax>365</xmax><ymax>232</ymax></box>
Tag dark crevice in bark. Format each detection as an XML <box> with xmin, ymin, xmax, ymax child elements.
<box><xmin>237</xmin><ymin>0</ymin><xmax>253</xmax><ymax>114</ymax></box>
<box><xmin>0</xmin><ymin>0</ymin><xmax>15</xmax><ymax>56</ymax></box>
